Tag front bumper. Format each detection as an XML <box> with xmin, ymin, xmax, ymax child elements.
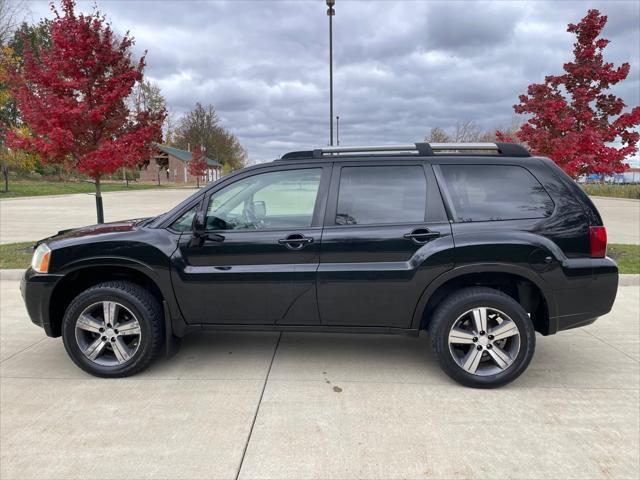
<box><xmin>21</xmin><ymin>268</ymin><xmax>64</xmax><ymax>337</ymax></box>
<box><xmin>547</xmin><ymin>257</ymin><xmax>618</xmax><ymax>334</ymax></box>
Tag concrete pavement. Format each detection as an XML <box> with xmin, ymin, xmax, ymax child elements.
<box><xmin>1</xmin><ymin>278</ymin><xmax>638</xmax><ymax>479</ymax></box>
<box><xmin>590</xmin><ymin>196</ymin><xmax>640</xmax><ymax>245</ymax></box>
<box><xmin>0</xmin><ymin>188</ymin><xmax>194</xmax><ymax>244</ymax></box>
<box><xmin>1</xmin><ymin>190</ymin><xmax>639</xmax><ymax>244</ymax></box>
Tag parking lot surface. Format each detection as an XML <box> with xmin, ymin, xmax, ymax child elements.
<box><xmin>1</xmin><ymin>189</ymin><xmax>638</xmax><ymax>244</ymax></box>
<box><xmin>1</xmin><ymin>277</ymin><xmax>638</xmax><ymax>479</ymax></box>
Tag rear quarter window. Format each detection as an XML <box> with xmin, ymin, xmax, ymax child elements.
<box><xmin>437</xmin><ymin>164</ymin><xmax>554</xmax><ymax>222</ymax></box>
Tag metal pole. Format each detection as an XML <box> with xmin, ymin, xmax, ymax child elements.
<box><xmin>327</xmin><ymin>1</ymin><xmax>335</xmax><ymax>146</ymax></box>
<box><xmin>329</xmin><ymin>11</ymin><xmax>333</xmax><ymax>146</ymax></box>
<box><xmin>336</xmin><ymin>115</ymin><xmax>340</xmax><ymax>146</ymax></box>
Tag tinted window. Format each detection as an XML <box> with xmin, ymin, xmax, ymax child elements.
<box><xmin>438</xmin><ymin>164</ymin><xmax>554</xmax><ymax>222</ymax></box>
<box><xmin>336</xmin><ymin>166</ymin><xmax>426</xmax><ymax>225</ymax></box>
<box><xmin>206</xmin><ymin>168</ymin><xmax>322</xmax><ymax>230</ymax></box>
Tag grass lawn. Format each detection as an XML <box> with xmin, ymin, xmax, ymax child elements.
<box><xmin>1</xmin><ymin>241</ymin><xmax>638</xmax><ymax>273</ymax></box>
<box><xmin>608</xmin><ymin>244</ymin><xmax>640</xmax><ymax>274</ymax></box>
<box><xmin>582</xmin><ymin>184</ymin><xmax>640</xmax><ymax>200</ymax></box>
<box><xmin>0</xmin><ymin>180</ymin><xmax>173</xmax><ymax>199</ymax></box>
<box><xmin>0</xmin><ymin>242</ymin><xmax>34</xmax><ymax>269</ymax></box>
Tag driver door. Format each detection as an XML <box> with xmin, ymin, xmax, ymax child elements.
<box><xmin>171</xmin><ymin>165</ymin><xmax>330</xmax><ymax>325</ymax></box>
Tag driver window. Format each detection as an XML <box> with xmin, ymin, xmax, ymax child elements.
<box><xmin>205</xmin><ymin>168</ymin><xmax>322</xmax><ymax>231</ymax></box>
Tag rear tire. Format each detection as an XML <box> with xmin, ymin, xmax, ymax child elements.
<box><xmin>429</xmin><ymin>287</ymin><xmax>535</xmax><ymax>388</ymax></box>
<box><xmin>61</xmin><ymin>281</ymin><xmax>164</xmax><ymax>378</ymax></box>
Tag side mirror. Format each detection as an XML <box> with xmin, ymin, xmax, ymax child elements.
<box><xmin>189</xmin><ymin>211</ymin><xmax>225</xmax><ymax>247</ymax></box>
<box><xmin>193</xmin><ymin>210</ymin><xmax>206</xmax><ymax>235</ymax></box>
<box><xmin>253</xmin><ymin>200</ymin><xmax>267</xmax><ymax>219</ymax></box>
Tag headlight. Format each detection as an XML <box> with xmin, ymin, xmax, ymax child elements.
<box><xmin>31</xmin><ymin>243</ymin><xmax>51</xmax><ymax>273</ymax></box>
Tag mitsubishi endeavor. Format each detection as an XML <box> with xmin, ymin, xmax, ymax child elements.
<box><xmin>21</xmin><ymin>142</ymin><xmax>618</xmax><ymax>388</ymax></box>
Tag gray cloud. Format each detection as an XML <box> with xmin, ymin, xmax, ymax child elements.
<box><xmin>25</xmin><ymin>0</ymin><xmax>640</xmax><ymax>162</ymax></box>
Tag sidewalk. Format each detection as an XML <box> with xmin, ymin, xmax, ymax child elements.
<box><xmin>0</xmin><ymin>277</ymin><xmax>638</xmax><ymax>479</ymax></box>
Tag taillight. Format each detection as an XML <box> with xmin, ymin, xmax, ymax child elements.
<box><xmin>589</xmin><ymin>226</ymin><xmax>607</xmax><ymax>258</ymax></box>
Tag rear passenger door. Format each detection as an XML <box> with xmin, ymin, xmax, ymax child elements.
<box><xmin>317</xmin><ymin>161</ymin><xmax>454</xmax><ymax>329</ymax></box>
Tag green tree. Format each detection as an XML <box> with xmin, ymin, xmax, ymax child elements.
<box><xmin>129</xmin><ymin>79</ymin><xmax>166</xmax><ymax>118</ymax></box>
<box><xmin>174</xmin><ymin>103</ymin><xmax>246</xmax><ymax>171</ymax></box>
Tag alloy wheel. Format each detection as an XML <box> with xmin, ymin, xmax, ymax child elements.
<box><xmin>448</xmin><ymin>307</ymin><xmax>521</xmax><ymax>376</ymax></box>
<box><xmin>74</xmin><ymin>301</ymin><xmax>142</xmax><ymax>367</ymax></box>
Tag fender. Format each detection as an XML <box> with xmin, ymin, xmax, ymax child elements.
<box><xmin>409</xmin><ymin>229</ymin><xmax>569</xmax><ymax>329</ymax></box>
<box><xmin>410</xmin><ymin>262</ymin><xmax>557</xmax><ymax>330</ymax></box>
<box><xmin>53</xmin><ymin>255</ymin><xmax>185</xmax><ymax>336</ymax></box>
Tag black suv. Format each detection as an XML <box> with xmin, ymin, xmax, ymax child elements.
<box><xmin>21</xmin><ymin>142</ymin><xmax>618</xmax><ymax>388</ymax></box>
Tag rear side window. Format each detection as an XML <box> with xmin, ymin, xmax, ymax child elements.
<box><xmin>336</xmin><ymin>166</ymin><xmax>426</xmax><ymax>225</ymax></box>
<box><xmin>438</xmin><ymin>164</ymin><xmax>554</xmax><ymax>222</ymax></box>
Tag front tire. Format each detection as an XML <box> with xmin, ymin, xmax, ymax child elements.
<box><xmin>62</xmin><ymin>281</ymin><xmax>164</xmax><ymax>378</ymax></box>
<box><xmin>429</xmin><ymin>287</ymin><xmax>536</xmax><ymax>388</ymax></box>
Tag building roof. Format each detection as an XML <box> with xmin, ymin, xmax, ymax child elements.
<box><xmin>156</xmin><ymin>144</ymin><xmax>221</xmax><ymax>168</ymax></box>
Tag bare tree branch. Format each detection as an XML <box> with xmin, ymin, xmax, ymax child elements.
<box><xmin>0</xmin><ymin>0</ymin><xmax>27</xmax><ymax>46</ymax></box>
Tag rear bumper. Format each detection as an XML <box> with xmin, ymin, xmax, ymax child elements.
<box><xmin>547</xmin><ymin>257</ymin><xmax>618</xmax><ymax>334</ymax></box>
<box><xmin>21</xmin><ymin>268</ymin><xmax>64</xmax><ymax>337</ymax></box>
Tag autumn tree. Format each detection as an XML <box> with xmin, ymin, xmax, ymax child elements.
<box><xmin>499</xmin><ymin>9</ymin><xmax>640</xmax><ymax>178</ymax></box>
<box><xmin>2</xmin><ymin>0</ymin><xmax>165</xmax><ymax>221</ymax></box>
<box><xmin>0</xmin><ymin>20</ymin><xmax>52</xmax><ymax>191</ymax></box>
<box><xmin>188</xmin><ymin>143</ymin><xmax>208</xmax><ymax>188</ymax></box>
<box><xmin>1</xmin><ymin>125</ymin><xmax>37</xmax><ymax>191</ymax></box>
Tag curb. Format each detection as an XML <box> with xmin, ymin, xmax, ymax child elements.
<box><xmin>1</xmin><ymin>269</ymin><xmax>638</xmax><ymax>285</ymax></box>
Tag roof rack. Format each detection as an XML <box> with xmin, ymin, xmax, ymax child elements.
<box><xmin>279</xmin><ymin>142</ymin><xmax>530</xmax><ymax>160</ymax></box>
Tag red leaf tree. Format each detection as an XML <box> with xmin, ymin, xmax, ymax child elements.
<box><xmin>498</xmin><ymin>9</ymin><xmax>640</xmax><ymax>179</ymax></box>
<box><xmin>188</xmin><ymin>143</ymin><xmax>208</xmax><ymax>188</ymax></box>
<box><xmin>3</xmin><ymin>0</ymin><xmax>165</xmax><ymax>222</ymax></box>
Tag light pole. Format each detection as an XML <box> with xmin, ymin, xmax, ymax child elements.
<box><xmin>336</xmin><ymin>115</ymin><xmax>340</xmax><ymax>146</ymax></box>
<box><xmin>327</xmin><ymin>0</ymin><xmax>335</xmax><ymax>146</ymax></box>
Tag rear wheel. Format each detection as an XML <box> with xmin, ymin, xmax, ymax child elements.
<box><xmin>429</xmin><ymin>287</ymin><xmax>535</xmax><ymax>388</ymax></box>
<box><xmin>62</xmin><ymin>281</ymin><xmax>164</xmax><ymax>377</ymax></box>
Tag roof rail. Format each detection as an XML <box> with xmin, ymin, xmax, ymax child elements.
<box><xmin>279</xmin><ymin>142</ymin><xmax>530</xmax><ymax>160</ymax></box>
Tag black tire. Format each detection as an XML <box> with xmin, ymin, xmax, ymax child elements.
<box><xmin>62</xmin><ymin>281</ymin><xmax>164</xmax><ymax>378</ymax></box>
<box><xmin>429</xmin><ymin>287</ymin><xmax>536</xmax><ymax>388</ymax></box>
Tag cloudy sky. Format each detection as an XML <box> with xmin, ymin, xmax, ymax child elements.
<box><xmin>25</xmin><ymin>0</ymin><xmax>640</xmax><ymax>162</ymax></box>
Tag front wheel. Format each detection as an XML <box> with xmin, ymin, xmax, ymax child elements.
<box><xmin>62</xmin><ymin>281</ymin><xmax>164</xmax><ymax>377</ymax></box>
<box><xmin>429</xmin><ymin>287</ymin><xmax>536</xmax><ymax>388</ymax></box>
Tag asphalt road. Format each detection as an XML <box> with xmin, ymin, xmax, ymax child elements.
<box><xmin>0</xmin><ymin>276</ymin><xmax>638</xmax><ymax>479</ymax></box>
<box><xmin>1</xmin><ymin>189</ymin><xmax>639</xmax><ymax>244</ymax></box>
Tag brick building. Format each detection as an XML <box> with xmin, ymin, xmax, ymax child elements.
<box><xmin>139</xmin><ymin>144</ymin><xmax>222</xmax><ymax>184</ymax></box>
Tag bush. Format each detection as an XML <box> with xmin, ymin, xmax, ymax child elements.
<box><xmin>581</xmin><ymin>184</ymin><xmax>640</xmax><ymax>199</ymax></box>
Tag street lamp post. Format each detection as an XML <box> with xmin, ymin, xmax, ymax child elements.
<box><xmin>327</xmin><ymin>0</ymin><xmax>335</xmax><ymax>146</ymax></box>
<box><xmin>336</xmin><ymin>115</ymin><xmax>340</xmax><ymax>146</ymax></box>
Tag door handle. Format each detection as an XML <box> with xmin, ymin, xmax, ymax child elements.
<box><xmin>403</xmin><ymin>228</ymin><xmax>440</xmax><ymax>244</ymax></box>
<box><xmin>278</xmin><ymin>234</ymin><xmax>314</xmax><ymax>250</ymax></box>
